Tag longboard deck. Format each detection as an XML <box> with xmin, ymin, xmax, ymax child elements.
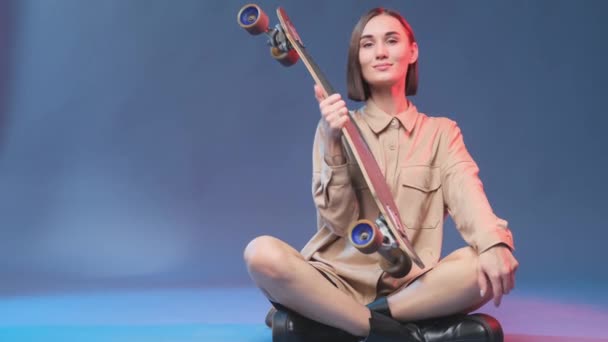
<box><xmin>276</xmin><ymin>7</ymin><xmax>425</xmax><ymax>269</ymax></box>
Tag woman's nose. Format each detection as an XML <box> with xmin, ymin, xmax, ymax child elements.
<box><xmin>375</xmin><ymin>42</ymin><xmax>388</xmax><ymax>59</ymax></box>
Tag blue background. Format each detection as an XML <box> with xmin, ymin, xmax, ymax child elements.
<box><xmin>1</xmin><ymin>0</ymin><xmax>606</xmax><ymax>303</ymax></box>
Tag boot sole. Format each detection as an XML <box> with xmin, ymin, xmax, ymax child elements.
<box><xmin>468</xmin><ymin>313</ymin><xmax>504</xmax><ymax>342</ymax></box>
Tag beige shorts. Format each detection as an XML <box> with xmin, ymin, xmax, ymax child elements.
<box><xmin>264</xmin><ymin>260</ymin><xmax>434</xmax><ymax>326</ymax></box>
<box><xmin>308</xmin><ymin>260</ymin><xmax>433</xmax><ymax>305</ymax></box>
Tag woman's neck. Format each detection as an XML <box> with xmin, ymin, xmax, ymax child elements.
<box><xmin>369</xmin><ymin>85</ymin><xmax>409</xmax><ymax>116</ymax></box>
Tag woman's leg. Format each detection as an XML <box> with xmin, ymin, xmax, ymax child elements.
<box><xmin>387</xmin><ymin>246</ymin><xmax>494</xmax><ymax>322</ymax></box>
<box><xmin>244</xmin><ymin>235</ymin><xmax>371</xmax><ymax>337</ymax></box>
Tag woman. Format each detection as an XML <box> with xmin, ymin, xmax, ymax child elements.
<box><xmin>244</xmin><ymin>7</ymin><xmax>518</xmax><ymax>342</ymax></box>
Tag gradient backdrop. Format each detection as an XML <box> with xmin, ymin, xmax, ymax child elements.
<box><xmin>1</xmin><ymin>0</ymin><xmax>607</xmax><ymax>309</ymax></box>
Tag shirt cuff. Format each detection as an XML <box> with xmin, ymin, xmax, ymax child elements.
<box><xmin>321</xmin><ymin>160</ymin><xmax>351</xmax><ymax>187</ymax></box>
<box><xmin>476</xmin><ymin>227</ymin><xmax>515</xmax><ymax>254</ymax></box>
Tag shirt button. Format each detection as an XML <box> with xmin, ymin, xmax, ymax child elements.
<box><xmin>389</xmin><ymin>144</ymin><xmax>397</xmax><ymax>150</ymax></box>
<box><xmin>391</xmin><ymin>119</ymin><xmax>399</xmax><ymax>128</ymax></box>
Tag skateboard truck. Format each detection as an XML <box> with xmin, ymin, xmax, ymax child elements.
<box><xmin>237</xmin><ymin>4</ymin><xmax>299</xmax><ymax>66</ymax></box>
<box><xmin>349</xmin><ymin>216</ymin><xmax>412</xmax><ymax>278</ymax></box>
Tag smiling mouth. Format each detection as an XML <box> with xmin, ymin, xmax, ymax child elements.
<box><xmin>373</xmin><ymin>64</ymin><xmax>392</xmax><ymax>70</ymax></box>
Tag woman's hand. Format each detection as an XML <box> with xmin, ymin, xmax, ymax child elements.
<box><xmin>477</xmin><ymin>244</ymin><xmax>519</xmax><ymax>307</ymax></box>
<box><xmin>314</xmin><ymin>84</ymin><xmax>349</xmax><ymax>141</ymax></box>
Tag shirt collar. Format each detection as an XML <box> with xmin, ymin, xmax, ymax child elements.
<box><xmin>360</xmin><ymin>99</ymin><xmax>419</xmax><ymax>134</ymax></box>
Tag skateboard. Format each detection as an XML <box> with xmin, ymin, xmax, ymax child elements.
<box><xmin>237</xmin><ymin>4</ymin><xmax>426</xmax><ymax>277</ymax></box>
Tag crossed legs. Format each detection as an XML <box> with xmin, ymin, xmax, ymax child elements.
<box><xmin>244</xmin><ymin>235</ymin><xmax>493</xmax><ymax>337</ymax></box>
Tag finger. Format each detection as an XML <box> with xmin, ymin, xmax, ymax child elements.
<box><xmin>314</xmin><ymin>84</ymin><xmax>325</xmax><ymax>102</ymax></box>
<box><xmin>502</xmin><ymin>272</ymin><xmax>511</xmax><ymax>295</ymax></box>
<box><xmin>335</xmin><ymin>114</ymin><xmax>350</xmax><ymax>129</ymax></box>
<box><xmin>323</xmin><ymin>93</ymin><xmax>342</xmax><ymax>106</ymax></box>
<box><xmin>490</xmin><ymin>274</ymin><xmax>503</xmax><ymax>307</ymax></box>
<box><xmin>508</xmin><ymin>261</ymin><xmax>517</xmax><ymax>293</ymax></box>
<box><xmin>326</xmin><ymin>99</ymin><xmax>346</xmax><ymax>114</ymax></box>
<box><xmin>324</xmin><ymin>108</ymin><xmax>342</xmax><ymax>122</ymax></box>
<box><xmin>322</xmin><ymin>102</ymin><xmax>346</xmax><ymax>121</ymax></box>
<box><xmin>503</xmin><ymin>256</ymin><xmax>517</xmax><ymax>294</ymax></box>
<box><xmin>503</xmin><ymin>260</ymin><xmax>515</xmax><ymax>294</ymax></box>
<box><xmin>511</xmin><ymin>261</ymin><xmax>518</xmax><ymax>292</ymax></box>
<box><xmin>510</xmin><ymin>270</ymin><xmax>516</xmax><ymax>292</ymax></box>
<box><xmin>331</xmin><ymin>106</ymin><xmax>348</xmax><ymax>119</ymax></box>
<box><xmin>477</xmin><ymin>266</ymin><xmax>488</xmax><ymax>298</ymax></box>
<box><xmin>319</xmin><ymin>97</ymin><xmax>341</xmax><ymax>115</ymax></box>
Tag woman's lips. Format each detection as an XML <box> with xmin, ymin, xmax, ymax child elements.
<box><xmin>373</xmin><ymin>63</ymin><xmax>392</xmax><ymax>71</ymax></box>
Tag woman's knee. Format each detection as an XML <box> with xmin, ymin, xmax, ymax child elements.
<box><xmin>443</xmin><ymin>246</ymin><xmax>477</xmax><ymax>263</ymax></box>
<box><xmin>439</xmin><ymin>246</ymin><xmax>479</xmax><ymax>279</ymax></box>
<box><xmin>243</xmin><ymin>235</ymin><xmax>298</xmax><ymax>281</ymax></box>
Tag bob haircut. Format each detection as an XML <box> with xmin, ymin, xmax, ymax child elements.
<box><xmin>347</xmin><ymin>8</ymin><xmax>418</xmax><ymax>101</ymax></box>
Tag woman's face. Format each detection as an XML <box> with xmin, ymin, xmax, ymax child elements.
<box><xmin>358</xmin><ymin>14</ymin><xmax>418</xmax><ymax>91</ymax></box>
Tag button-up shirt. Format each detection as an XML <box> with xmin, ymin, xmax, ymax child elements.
<box><xmin>300</xmin><ymin>99</ymin><xmax>514</xmax><ymax>304</ymax></box>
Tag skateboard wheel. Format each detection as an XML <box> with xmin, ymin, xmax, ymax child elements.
<box><xmin>237</xmin><ymin>4</ymin><xmax>269</xmax><ymax>35</ymax></box>
<box><xmin>379</xmin><ymin>248</ymin><xmax>412</xmax><ymax>278</ymax></box>
<box><xmin>348</xmin><ymin>219</ymin><xmax>383</xmax><ymax>254</ymax></box>
<box><xmin>270</xmin><ymin>47</ymin><xmax>299</xmax><ymax>67</ymax></box>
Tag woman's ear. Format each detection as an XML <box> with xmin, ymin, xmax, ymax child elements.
<box><xmin>410</xmin><ymin>42</ymin><xmax>419</xmax><ymax>64</ymax></box>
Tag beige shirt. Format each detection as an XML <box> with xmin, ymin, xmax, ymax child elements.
<box><xmin>300</xmin><ymin>100</ymin><xmax>514</xmax><ymax>304</ymax></box>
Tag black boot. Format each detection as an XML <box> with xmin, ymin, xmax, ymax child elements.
<box><xmin>271</xmin><ymin>303</ymin><xmax>359</xmax><ymax>342</ymax></box>
<box><xmin>417</xmin><ymin>313</ymin><xmax>503</xmax><ymax>342</ymax></box>
<box><xmin>265</xmin><ymin>306</ymin><xmax>277</xmax><ymax>328</ymax></box>
<box><xmin>365</xmin><ymin>310</ymin><xmax>425</xmax><ymax>342</ymax></box>
<box><xmin>367</xmin><ymin>296</ymin><xmax>504</xmax><ymax>342</ymax></box>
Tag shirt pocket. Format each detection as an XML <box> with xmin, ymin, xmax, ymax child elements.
<box><xmin>398</xmin><ymin>165</ymin><xmax>442</xmax><ymax>229</ymax></box>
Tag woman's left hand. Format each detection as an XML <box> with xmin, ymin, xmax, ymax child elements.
<box><xmin>477</xmin><ymin>244</ymin><xmax>519</xmax><ymax>307</ymax></box>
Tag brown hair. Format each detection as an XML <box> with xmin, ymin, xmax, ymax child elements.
<box><xmin>347</xmin><ymin>8</ymin><xmax>418</xmax><ymax>101</ymax></box>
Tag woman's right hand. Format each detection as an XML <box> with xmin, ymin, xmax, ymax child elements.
<box><xmin>314</xmin><ymin>84</ymin><xmax>349</xmax><ymax>141</ymax></box>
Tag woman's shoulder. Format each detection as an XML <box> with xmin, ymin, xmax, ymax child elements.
<box><xmin>416</xmin><ymin>111</ymin><xmax>459</xmax><ymax>132</ymax></box>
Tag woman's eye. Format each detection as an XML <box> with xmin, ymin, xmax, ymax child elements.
<box><xmin>361</xmin><ymin>41</ymin><xmax>373</xmax><ymax>48</ymax></box>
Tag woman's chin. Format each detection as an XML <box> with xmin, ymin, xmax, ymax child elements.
<box><xmin>366</xmin><ymin>77</ymin><xmax>401</xmax><ymax>90</ymax></box>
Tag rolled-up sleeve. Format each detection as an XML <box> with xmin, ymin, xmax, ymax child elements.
<box><xmin>440</xmin><ymin>119</ymin><xmax>514</xmax><ymax>253</ymax></box>
<box><xmin>312</xmin><ymin>123</ymin><xmax>359</xmax><ymax>237</ymax></box>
